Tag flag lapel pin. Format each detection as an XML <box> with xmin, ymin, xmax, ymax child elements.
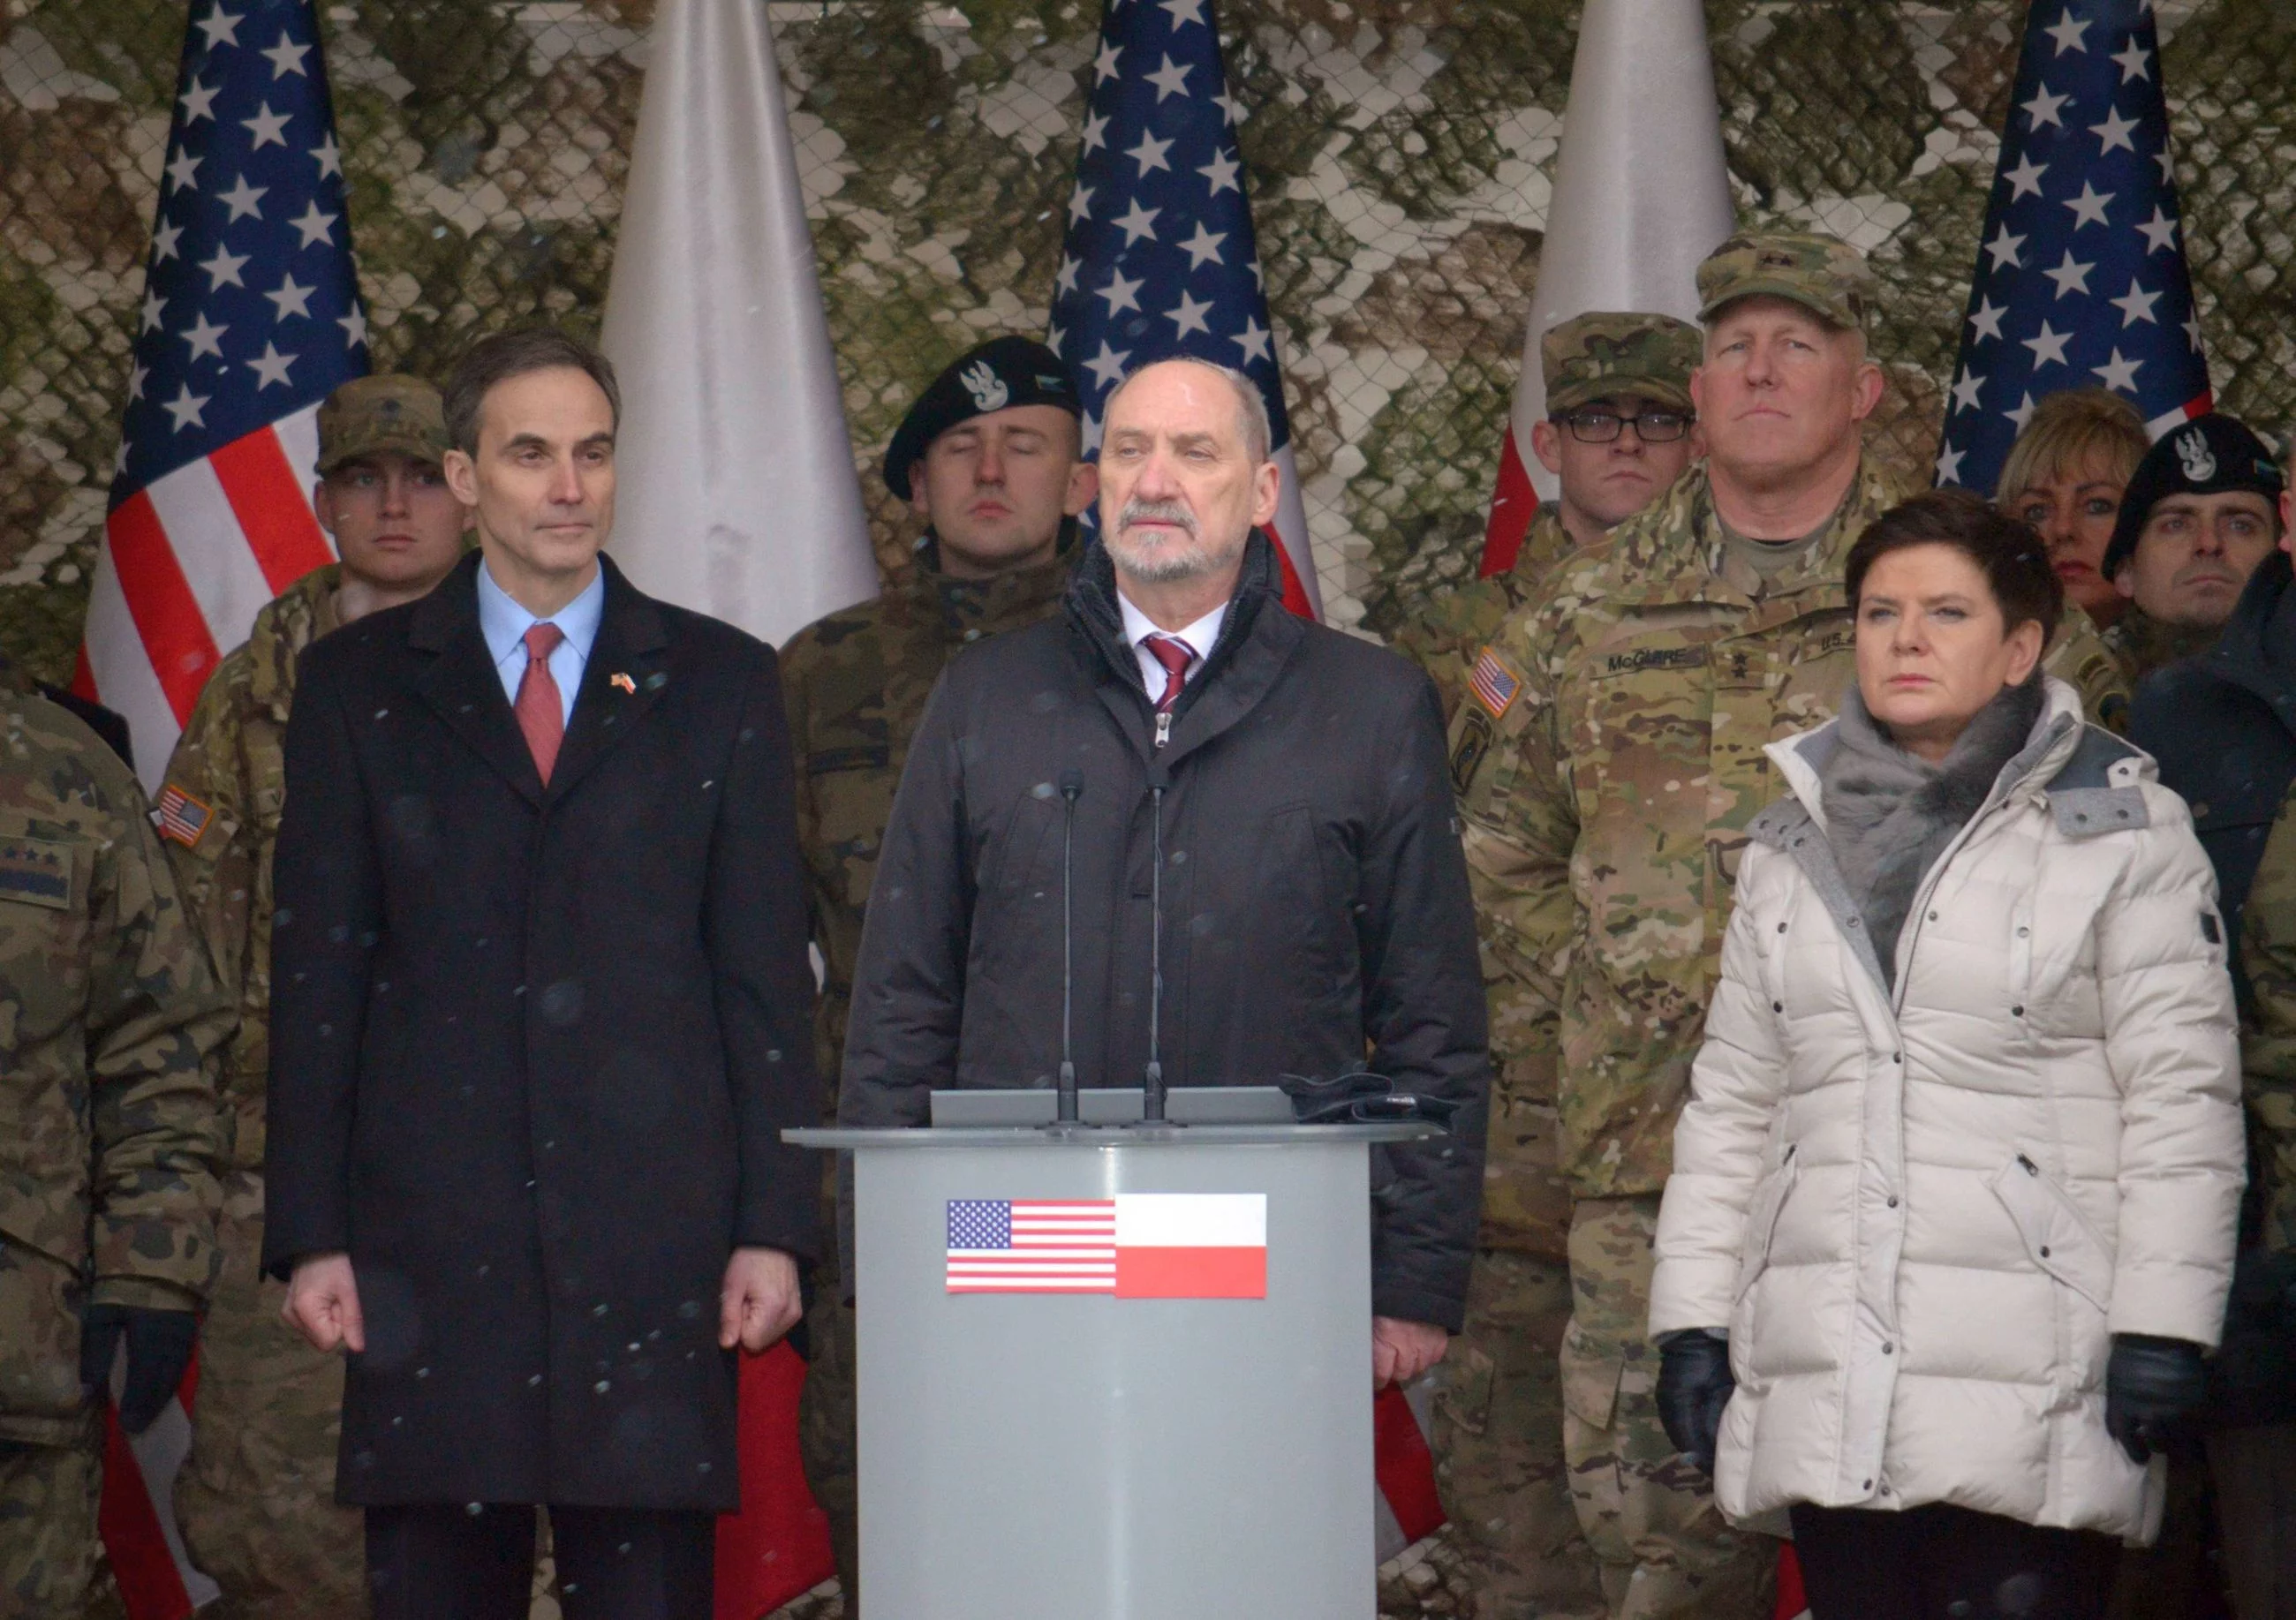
<box><xmin>610</xmin><ymin>672</ymin><xmax>637</xmax><ymax>695</ymax></box>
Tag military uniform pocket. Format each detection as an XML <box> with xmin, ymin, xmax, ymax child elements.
<box><xmin>1560</xmin><ymin>1316</ymin><xmax>1627</xmax><ymax>1432</ymax></box>
<box><xmin>1436</xmin><ymin>1339</ymin><xmax>1499</xmax><ymax>1437</ymax></box>
<box><xmin>0</xmin><ymin>1232</ymin><xmax>89</xmax><ymax>1431</ymax></box>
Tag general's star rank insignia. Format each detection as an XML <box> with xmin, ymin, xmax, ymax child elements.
<box><xmin>0</xmin><ymin>837</ymin><xmax>72</xmax><ymax>909</ymax></box>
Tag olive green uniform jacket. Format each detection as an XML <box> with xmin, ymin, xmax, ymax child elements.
<box><xmin>158</xmin><ymin>563</ymin><xmax>340</xmax><ymax>1174</ymax></box>
<box><xmin>1392</xmin><ymin>508</ymin><xmax>1576</xmax><ymax>725</ymax></box>
<box><xmin>780</xmin><ymin>549</ymin><xmax>1072</xmax><ymax>1112</ymax></box>
<box><xmin>1</xmin><ymin>688</ymin><xmax>233</xmax><ymax>1446</ymax></box>
<box><xmin>1450</xmin><ymin>456</ymin><xmax>2130</xmax><ymax>1211</ymax></box>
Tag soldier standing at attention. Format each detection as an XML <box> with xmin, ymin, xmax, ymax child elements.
<box><xmin>1395</xmin><ymin>312</ymin><xmax>1702</xmax><ymax>724</ymax></box>
<box><xmin>781</xmin><ymin>335</ymin><xmax>1093</xmax><ymax>1611</ymax></box>
<box><xmin>1402</xmin><ymin>310</ymin><xmax>1700</xmax><ymax>1620</ymax></box>
<box><xmin>156</xmin><ymin>374</ymin><xmax>468</xmax><ymax>1617</ymax></box>
<box><xmin>0</xmin><ymin>692</ymin><xmax>233</xmax><ymax>1614</ymax></box>
<box><xmin>1448</xmin><ymin>230</ymin><xmax>2128</xmax><ymax>1620</ymax></box>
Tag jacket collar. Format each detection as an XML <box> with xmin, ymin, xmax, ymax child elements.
<box><xmin>1062</xmin><ymin>529</ymin><xmax>1303</xmax><ymax>774</ymax></box>
<box><xmin>1592</xmin><ymin>454</ymin><xmax>1905</xmax><ymax>621</ymax></box>
<box><xmin>1752</xmin><ymin>677</ymin><xmax>2099</xmax><ymax>1007</ymax></box>
<box><xmin>1765</xmin><ymin>676</ymin><xmax>2090</xmax><ymax>835</ymax></box>
<box><xmin>407</xmin><ymin>550</ymin><xmax>672</xmax><ymax>807</ymax></box>
<box><xmin>2191</xmin><ymin>548</ymin><xmax>2296</xmax><ymax>741</ymax></box>
<box><xmin>899</xmin><ymin>536</ymin><xmax>1075</xmax><ymax>644</ymax></box>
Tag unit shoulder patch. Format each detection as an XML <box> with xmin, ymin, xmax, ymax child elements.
<box><xmin>1449</xmin><ymin>710</ymin><xmax>1495</xmax><ymax>795</ymax></box>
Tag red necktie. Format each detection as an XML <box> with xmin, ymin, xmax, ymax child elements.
<box><xmin>515</xmin><ymin>622</ymin><xmax>567</xmax><ymax>783</ymax></box>
<box><xmin>1144</xmin><ymin>634</ymin><xmax>1195</xmax><ymax>713</ymax></box>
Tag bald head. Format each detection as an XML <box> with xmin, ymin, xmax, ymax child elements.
<box><xmin>1104</xmin><ymin>358</ymin><xmax>1271</xmax><ymax>467</ymax></box>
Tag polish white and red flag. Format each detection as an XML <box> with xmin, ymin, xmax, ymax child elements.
<box><xmin>1476</xmin><ymin>0</ymin><xmax>1733</xmax><ymax>576</ymax></box>
<box><xmin>79</xmin><ymin>0</ymin><xmax>361</xmax><ymax>791</ymax></box>
<box><xmin>946</xmin><ymin>1194</ymin><xmax>1268</xmax><ymax>1298</ymax></box>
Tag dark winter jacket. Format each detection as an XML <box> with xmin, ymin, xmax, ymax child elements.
<box><xmin>262</xmin><ymin>552</ymin><xmax>820</xmax><ymax>1509</ymax></box>
<box><xmin>839</xmin><ymin>534</ymin><xmax>1490</xmax><ymax>1330</ymax></box>
<box><xmin>2131</xmin><ymin>549</ymin><xmax>2296</xmax><ymax>975</ymax></box>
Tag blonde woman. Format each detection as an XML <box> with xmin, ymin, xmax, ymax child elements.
<box><xmin>1996</xmin><ymin>388</ymin><xmax>2149</xmax><ymax>633</ymax></box>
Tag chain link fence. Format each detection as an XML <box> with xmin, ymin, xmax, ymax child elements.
<box><xmin>3</xmin><ymin>0</ymin><xmax>2293</xmax><ymax>662</ymax></box>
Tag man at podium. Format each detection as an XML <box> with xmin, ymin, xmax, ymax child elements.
<box><xmin>840</xmin><ymin>355</ymin><xmax>1490</xmax><ymax>1381</ymax></box>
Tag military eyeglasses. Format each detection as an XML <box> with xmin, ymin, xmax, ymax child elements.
<box><xmin>1555</xmin><ymin>408</ymin><xmax>1694</xmax><ymax>444</ymax></box>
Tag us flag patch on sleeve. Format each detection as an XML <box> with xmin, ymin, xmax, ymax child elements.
<box><xmin>1468</xmin><ymin>646</ymin><xmax>1522</xmax><ymax>720</ymax></box>
<box><xmin>155</xmin><ymin>783</ymin><xmax>212</xmax><ymax>849</ymax></box>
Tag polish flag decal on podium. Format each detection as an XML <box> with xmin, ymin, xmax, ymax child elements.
<box><xmin>1114</xmin><ymin>1194</ymin><xmax>1267</xmax><ymax>1298</ymax></box>
<box><xmin>946</xmin><ymin>1194</ymin><xmax>1267</xmax><ymax>1298</ymax></box>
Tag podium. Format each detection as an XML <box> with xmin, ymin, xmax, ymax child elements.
<box><xmin>789</xmin><ymin>1088</ymin><xmax>1444</xmax><ymax>1620</ymax></box>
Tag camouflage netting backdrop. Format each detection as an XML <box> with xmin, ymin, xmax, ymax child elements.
<box><xmin>4</xmin><ymin>0</ymin><xmax>2295</xmax><ymax>680</ymax></box>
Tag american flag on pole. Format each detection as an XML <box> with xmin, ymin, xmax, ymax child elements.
<box><xmin>1936</xmin><ymin>0</ymin><xmax>2209</xmax><ymax>496</ymax></box>
<box><xmin>1050</xmin><ymin>0</ymin><xmax>1321</xmax><ymax>620</ymax></box>
<box><xmin>80</xmin><ymin>0</ymin><xmax>362</xmax><ymax>790</ymax></box>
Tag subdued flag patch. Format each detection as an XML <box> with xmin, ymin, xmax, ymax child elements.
<box><xmin>945</xmin><ymin>1194</ymin><xmax>1268</xmax><ymax>1298</ymax></box>
<box><xmin>155</xmin><ymin>784</ymin><xmax>212</xmax><ymax>849</ymax></box>
<box><xmin>1468</xmin><ymin>647</ymin><xmax>1522</xmax><ymax>720</ymax></box>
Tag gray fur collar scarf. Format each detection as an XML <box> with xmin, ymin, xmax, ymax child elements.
<box><xmin>1819</xmin><ymin>675</ymin><xmax>2047</xmax><ymax>989</ymax></box>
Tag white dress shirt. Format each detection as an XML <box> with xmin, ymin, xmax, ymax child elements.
<box><xmin>1117</xmin><ymin>593</ymin><xmax>1227</xmax><ymax>707</ymax></box>
<box><xmin>476</xmin><ymin>558</ymin><xmax>605</xmax><ymax>726</ymax></box>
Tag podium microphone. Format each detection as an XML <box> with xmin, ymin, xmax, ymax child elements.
<box><xmin>1143</xmin><ymin>776</ymin><xmax>1169</xmax><ymax>1122</ymax></box>
<box><xmin>1056</xmin><ymin>768</ymin><xmax>1084</xmax><ymax>1124</ymax></box>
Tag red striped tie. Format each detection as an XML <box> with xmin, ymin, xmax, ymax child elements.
<box><xmin>1144</xmin><ymin>634</ymin><xmax>1195</xmax><ymax>713</ymax></box>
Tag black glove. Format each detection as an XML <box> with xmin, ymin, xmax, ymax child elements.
<box><xmin>1656</xmin><ymin>1330</ymin><xmax>1734</xmax><ymax>1474</ymax></box>
<box><xmin>79</xmin><ymin>1303</ymin><xmax>199</xmax><ymax>1435</ymax></box>
<box><xmin>1276</xmin><ymin>1069</ymin><xmax>1461</xmax><ymax>1126</ymax></box>
<box><xmin>2105</xmin><ymin>1333</ymin><xmax>2209</xmax><ymax>1465</ymax></box>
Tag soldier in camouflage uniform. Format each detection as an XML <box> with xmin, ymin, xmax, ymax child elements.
<box><xmin>0</xmin><ymin>682</ymin><xmax>234</xmax><ymax>1616</ymax></box>
<box><xmin>783</xmin><ymin>336</ymin><xmax>1092</xmax><ymax>1611</ymax></box>
<box><xmin>1395</xmin><ymin>313</ymin><xmax>1702</xmax><ymax>724</ymax></box>
<box><xmin>155</xmin><ymin>375</ymin><xmax>466</xmax><ymax>1619</ymax></box>
<box><xmin>1403</xmin><ymin>312</ymin><xmax>1698</xmax><ymax>1620</ymax></box>
<box><xmin>1448</xmin><ymin>231</ymin><xmax>2128</xmax><ymax>1620</ymax></box>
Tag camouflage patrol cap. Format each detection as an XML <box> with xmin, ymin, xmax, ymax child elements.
<box><xmin>1541</xmin><ymin>312</ymin><xmax>1702</xmax><ymax>413</ymax></box>
<box><xmin>315</xmin><ymin>374</ymin><xmax>450</xmax><ymax>473</ymax></box>
<box><xmin>1696</xmin><ymin>230</ymin><xmax>1877</xmax><ymax>330</ymax></box>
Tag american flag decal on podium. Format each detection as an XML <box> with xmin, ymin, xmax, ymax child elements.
<box><xmin>946</xmin><ymin>1195</ymin><xmax>1268</xmax><ymax>1298</ymax></box>
<box><xmin>80</xmin><ymin>0</ymin><xmax>363</xmax><ymax>789</ymax></box>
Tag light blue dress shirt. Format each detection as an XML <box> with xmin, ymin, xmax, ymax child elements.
<box><xmin>476</xmin><ymin>558</ymin><xmax>606</xmax><ymax>726</ymax></box>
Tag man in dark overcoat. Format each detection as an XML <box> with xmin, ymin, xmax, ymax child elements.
<box><xmin>841</xmin><ymin>355</ymin><xmax>1490</xmax><ymax>1368</ymax></box>
<box><xmin>262</xmin><ymin>328</ymin><xmax>819</xmax><ymax>1619</ymax></box>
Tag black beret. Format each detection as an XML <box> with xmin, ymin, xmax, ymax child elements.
<box><xmin>881</xmin><ymin>336</ymin><xmax>1084</xmax><ymax>500</ymax></box>
<box><xmin>2105</xmin><ymin>412</ymin><xmax>2285</xmax><ymax>576</ymax></box>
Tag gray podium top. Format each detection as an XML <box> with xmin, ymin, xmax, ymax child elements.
<box><xmin>788</xmin><ymin>1083</ymin><xmax>1447</xmax><ymax>1149</ymax></box>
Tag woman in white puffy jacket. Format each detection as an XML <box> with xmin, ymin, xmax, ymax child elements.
<box><xmin>1648</xmin><ymin>490</ymin><xmax>2247</xmax><ymax>1620</ymax></box>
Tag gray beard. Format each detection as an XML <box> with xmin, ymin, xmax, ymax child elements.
<box><xmin>1106</xmin><ymin>524</ymin><xmax>1247</xmax><ymax>584</ymax></box>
